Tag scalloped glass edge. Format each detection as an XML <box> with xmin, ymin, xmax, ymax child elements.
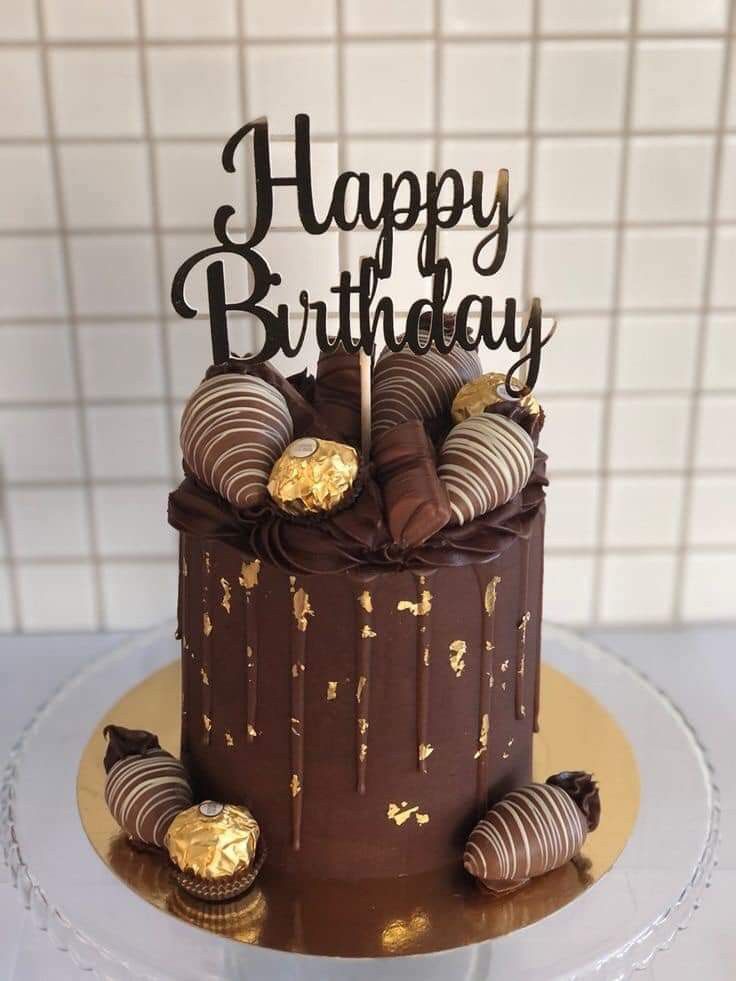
<box><xmin>0</xmin><ymin>624</ymin><xmax>720</xmax><ymax>980</ymax></box>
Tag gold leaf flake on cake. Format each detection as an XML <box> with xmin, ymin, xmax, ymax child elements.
<box><xmin>485</xmin><ymin>640</ymin><xmax>494</xmax><ymax>653</ymax></box>
<box><xmin>449</xmin><ymin>640</ymin><xmax>467</xmax><ymax>678</ymax></box>
<box><xmin>387</xmin><ymin>802</ymin><xmax>430</xmax><ymax>827</ymax></box>
<box><xmin>474</xmin><ymin>714</ymin><xmax>489</xmax><ymax>759</ymax></box>
<box><xmin>502</xmin><ymin>751</ymin><xmax>510</xmax><ymax>759</ymax></box>
<box><xmin>356</xmin><ymin>676</ymin><xmax>367</xmax><ymax>703</ymax></box>
<box><xmin>397</xmin><ymin>590</ymin><xmax>432</xmax><ymax>617</ymax></box>
<box><xmin>381</xmin><ymin>912</ymin><xmax>430</xmax><ymax>954</ymax></box>
<box><xmin>200</xmin><ymin>667</ymin><xmax>209</xmax><ymax>686</ymax></box>
<box><xmin>204</xmin><ymin>551</ymin><xmax>211</xmax><ymax>574</ymax></box>
<box><xmin>415</xmin><ymin>812</ymin><xmax>430</xmax><ymax>826</ymax></box>
<box><xmin>518</xmin><ymin>609</ymin><xmax>531</xmax><ymax>643</ymax></box>
<box><xmin>418</xmin><ymin>743</ymin><xmax>434</xmax><ymax>762</ymax></box>
<box><xmin>423</xmin><ymin>648</ymin><xmax>430</xmax><ymax>666</ymax></box>
<box><xmin>182</xmin><ymin>555</ymin><xmax>188</xmax><ymax>577</ymax></box>
<box><xmin>326</xmin><ymin>681</ymin><xmax>338</xmax><ymax>701</ymax></box>
<box><xmin>501</xmin><ymin>659</ymin><xmax>509</xmax><ymax>672</ymax></box>
<box><xmin>246</xmin><ymin>645</ymin><xmax>254</xmax><ymax>664</ymax></box>
<box><xmin>220</xmin><ymin>578</ymin><xmax>231</xmax><ymax>614</ymax></box>
<box><xmin>289</xmin><ymin>575</ymin><xmax>296</xmax><ymax>592</ymax></box>
<box><xmin>203</xmin><ymin>714</ymin><xmax>212</xmax><ymax>733</ymax></box>
<box><xmin>247</xmin><ymin>724</ymin><xmax>257</xmax><ymax>739</ymax></box>
<box><xmin>291</xmin><ymin>661</ymin><xmax>305</xmax><ymax>678</ymax></box>
<box><xmin>358</xmin><ymin>590</ymin><xmax>373</xmax><ymax>613</ymax></box>
<box><xmin>225</xmin><ymin>731</ymin><xmax>234</xmax><ymax>747</ymax></box>
<box><xmin>361</xmin><ymin>624</ymin><xmax>377</xmax><ymax>639</ymax></box>
<box><xmin>292</xmin><ymin>587</ymin><xmax>314</xmax><ymax>632</ymax></box>
<box><xmin>484</xmin><ymin>575</ymin><xmax>502</xmax><ymax>616</ymax></box>
<box><xmin>359</xmin><ymin>743</ymin><xmax>368</xmax><ymax>762</ymax></box>
<box><xmin>203</xmin><ymin>612</ymin><xmax>213</xmax><ymax>637</ymax></box>
<box><xmin>358</xmin><ymin>717</ymin><xmax>369</xmax><ymax>734</ymax></box>
<box><xmin>290</xmin><ymin>774</ymin><xmax>301</xmax><ymax>797</ymax></box>
<box><xmin>290</xmin><ymin>717</ymin><xmax>301</xmax><ymax>737</ymax></box>
<box><xmin>239</xmin><ymin>559</ymin><xmax>261</xmax><ymax>590</ymax></box>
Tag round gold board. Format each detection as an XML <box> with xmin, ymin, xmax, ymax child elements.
<box><xmin>77</xmin><ymin>661</ymin><xmax>639</xmax><ymax>957</ymax></box>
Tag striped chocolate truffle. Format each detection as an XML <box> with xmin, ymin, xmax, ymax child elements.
<box><xmin>180</xmin><ymin>373</ymin><xmax>293</xmax><ymax>509</ymax></box>
<box><xmin>463</xmin><ymin>781</ymin><xmax>588</xmax><ymax>895</ymax></box>
<box><xmin>103</xmin><ymin>726</ymin><xmax>193</xmax><ymax>849</ymax></box>
<box><xmin>438</xmin><ymin>413</ymin><xmax>534</xmax><ymax>526</ymax></box>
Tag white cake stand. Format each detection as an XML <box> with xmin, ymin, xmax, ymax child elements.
<box><xmin>1</xmin><ymin>625</ymin><xmax>719</xmax><ymax>981</ymax></box>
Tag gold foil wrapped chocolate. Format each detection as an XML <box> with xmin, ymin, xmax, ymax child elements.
<box><xmin>451</xmin><ymin>372</ymin><xmax>541</xmax><ymax>424</ymax></box>
<box><xmin>267</xmin><ymin>437</ymin><xmax>359</xmax><ymax>515</ymax></box>
<box><xmin>165</xmin><ymin>801</ymin><xmax>262</xmax><ymax>901</ymax></box>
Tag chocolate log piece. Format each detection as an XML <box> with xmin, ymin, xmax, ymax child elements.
<box><xmin>313</xmin><ymin>345</ymin><xmax>362</xmax><ymax>446</ymax></box>
<box><xmin>103</xmin><ymin>724</ymin><xmax>161</xmax><ymax>772</ymax></box>
<box><xmin>372</xmin><ymin>420</ymin><xmax>451</xmax><ymax>547</ymax></box>
<box><xmin>546</xmin><ymin>771</ymin><xmax>601</xmax><ymax>832</ymax></box>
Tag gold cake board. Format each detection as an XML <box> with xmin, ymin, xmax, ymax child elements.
<box><xmin>77</xmin><ymin>661</ymin><xmax>639</xmax><ymax>958</ymax></box>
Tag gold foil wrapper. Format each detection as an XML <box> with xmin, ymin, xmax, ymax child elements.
<box><xmin>451</xmin><ymin>372</ymin><xmax>541</xmax><ymax>423</ymax></box>
<box><xmin>267</xmin><ymin>437</ymin><xmax>359</xmax><ymax>515</ymax></box>
<box><xmin>165</xmin><ymin>801</ymin><xmax>260</xmax><ymax>880</ymax></box>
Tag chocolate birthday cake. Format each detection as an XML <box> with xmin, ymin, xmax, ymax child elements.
<box><xmin>167</xmin><ymin>322</ymin><xmax>548</xmax><ymax>882</ymax></box>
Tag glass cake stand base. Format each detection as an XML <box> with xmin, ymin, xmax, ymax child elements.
<box><xmin>1</xmin><ymin>624</ymin><xmax>719</xmax><ymax>981</ymax></box>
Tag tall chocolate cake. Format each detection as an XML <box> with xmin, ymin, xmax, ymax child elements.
<box><xmin>169</xmin><ymin>328</ymin><xmax>547</xmax><ymax>882</ymax></box>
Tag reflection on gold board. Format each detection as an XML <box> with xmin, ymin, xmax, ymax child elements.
<box><xmin>77</xmin><ymin>661</ymin><xmax>639</xmax><ymax>957</ymax></box>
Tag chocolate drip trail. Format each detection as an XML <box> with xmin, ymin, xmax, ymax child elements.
<box><xmin>474</xmin><ymin>569</ymin><xmax>501</xmax><ymax>817</ymax></box>
<box><xmin>533</xmin><ymin>515</ymin><xmax>544</xmax><ymax>732</ymax></box>
<box><xmin>239</xmin><ymin>561</ymin><xmax>260</xmax><ymax>743</ymax></box>
<box><xmin>289</xmin><ymin>578</ymin><xmax>310</xmax><ymax>850</ymax></box>
<box><xmin>516</xmin><ymin>537</ymin><xmax>531</xmax><ymax>722</ymax></box>
<box><xmin>355</xmin><ymin>587</ymin><xmax>374</xmax><ymax>795</ymax></box>
<box><xmin>415</xmin><ymin>574</ymin><xmax>432</xmax><ymax>775</ymax></box>
<box><xmin>201</xmin><ymin>544</ymin><xmax>213</xmax><ymax>746</ymax></box>
<box><xmin>179</xmin><ymin>535</ymin><xmax>190</xmax><ymax>759</ymax></box>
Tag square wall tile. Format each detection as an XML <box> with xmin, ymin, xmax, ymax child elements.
<box><xmin>703</xmin><ymin>316</ymin><xmax>736</xmax><ymax>389</ymax></box>
<box><xmin>246</xmin><ymin>0</ymin><xmax>336</xmax><ymax>36</ymax></box>
<box><xmin>633</xmin><ymin>42</ymin><xmax>723</xmax><ymax>131</ymax></box>
<box><xmin>0</xmin><ymin>326</ymin><xmax>74</xmax><ymax>403</ymax></box>
<box><xmin>86</xmin><ymin>405</ymin><xmax>170</xmax><ymax>479</ymax></box>
<box><xmin>101</xmin><ymin>561</ymin><xmax>177</xmax><ymax>629</ymax></box>
<box><xmin>0</xmin><ymin>408</ymin><xmax>83</xmax><ymax>481</ymax></box>
<box><xmin>156</xmin><ymin>142</ymin><xmax>247</xmax><ymax>229</ymax></box>
<box><xmin>93</xmin><ymin>484</ymin><xmax>175</xmax><ymax>556</ymax></box>
<box><xmin>443</xmin><ymin>43</ymin><xmax>530</xmax><ymax>133</ymax></box>
<box><xmin>0</xmin><ymin>237</ymin><xmax>66</xmax><ymax>318</ymax></box>
<box><xmin>534</xmin><ymin>317</ymin><xmax>610</xmax><ymax>394</ymax></box>
<box><xmin>600</xmin><ymin>553</ymin><xmax>675</xmax><ymax>623</ymax></box>
<box><xmin>42</xmin><ymin>0</ymin><xmax>136</xmax><ymax>38</ymax></box>
<box><xmin>536</xmin><ymin>42</ymin><xmax>626</xmax><ymax>132</ymax></box>
<box><xmin>539</xmin><ymin>0</ymin><xmax>629</xmax><ymax>33</ymax></box>
<box><xmin>17</xmin><ymin>562</ymin><xmax>96</xmax><ymax>630</ymax></box>
<box><xmin>69</xmin><ymin>234</ymin><xmax>158</xmax><ymax>316</ymax></box>
<box><xmin>440</xmin><ymin>138</ymin><xmax>529</xmax><ymax>207</ymax></box>
<box><xmin>59</xmin><ymin>144</ymin><xmax>152</xmax><ymax>229</ymax></box>
<box><xmin>260</xmin><ymin>229</ymin><xmax>340</xmax><ymax>313</ymax></box>
<box><xmin>346</xmin><ymin>42</ymin><xmax>431</xmax><ymax>134</ymax></box>
<box><xmin>621</xmin><ymin>229</ymin><xmax>706</xmax><ymax>309</ymax></box>
<box><xmin>695</xmin><ymin>396</ymin><xmax>736</xmax><ymax>469</ymax></box>
<box><xmin>534</xmin><ymin>139</ymin><xmax>621</xmax><ymax>223</ymax></box>
<box><xmin>442</xmin><ymin>0</ymin><xmax>532</xmax><ymax>33</ymax></box>
<box><xmin>79</xmin><ymin>325</ymin><xmax>164</xmax><ymax>399</ymax></box>
<box><xmin>544</xmin><ymin>476</ymin><xmax>600</xmax><ymax>548</ymax></box>
<box><xmin>248</xmin><ymin>43</ymin><xmax>337</xmax><ymax>136</ymax></box>
<box><xmin>615</xmin><ymin>316</ymin><xmax>698</xmax><ymax>392</ymax></box>
<box><xmin>7</xmin><ymin>488</ymin><xmax>90</xmax><ymax>559</ymax></box>
<box><xmin>604</xmin><ymin>475</ymin><xmax>684</xmax><ymax>547</ymax></box>
<box><xmin>682</xmin><ymin>552</ymin><xmax>736</xmax><ymax>621</ymax></box>
<box><xmin>638</xmin><ymin>0</ymin><xmax>727</xmax><ymax>32</ymax></box>
<box><xmin>718</xmin><ymin>137</ymin><xmax>736</xmax><ymax>219</ymax></box>
<box><xmin>0</xmin><ymin>50</ymin><xmax>45</xmax><ymax>138</ymax></box>
<box><xmin>0</xmin><ymin>566</ymin><xmax>15</xmax><ymax>632</ymax></box>
<box><xmin>0</xmin><ymin>0</ymin><xmax>37</xmax><ymax>39</ymax></box>
<box><xmin>444</xmin><ymin>228</ymin><xmax>524</xmax><ymax>310</ymax></box>
<box><xmin>626</xmin><ymin>137</ymin><xmax>714</xmax><ymax>223</ymax></box>
<box><xmin>143</xmin><ymin>0</ymin><xmax>236</xmax><ymax>38</ymax></box>
<box><xmin>542</xmin><ymin>555</ymin><xmax>594</xmax><ymax>623</ymax></box>
<box><xmin>609</xmin><ymin>396</ymin><xmax>689</xmax><ymax>471</ymax></box>
<box><xmin>689</xmin><ymin>476</ymin><xmax>736</xmax><ymax>545</ymax></box>
<box><xmin>344</xmin><ymin>138</ymin><xmax>433</xmax><ymax>222</ymax></box>
<box><xmin>147</xmin><ymin>46</ymin><xmax>240</xmax><ymax>137</ymax></box>
<box><xmin>49</xmin><ymin>49</ymin><xmax>143</xmax><ymax>137</ymax></box>
<box><xmin>167</xmin><ymin>320</ymin><xmax>212</xmax><ymax>399</ymax></box>
<box><xmin>712</xmin><ymin>228</ymin><xmax>736</xmax><ymax>307</ymax></box>
<box><xmin>539</xmin><ymin>397</ymin><xmax>603</xmax><ymax>470</ymax></box>
<box><xmin>0</xmin><ymin>146</ymin><xmax>56</xmax><ymax>229</ymax></box>
<box><xmin>532</xmin><ymin>231</ymin><xmax>615</xmax><ymax>310</ymax></box>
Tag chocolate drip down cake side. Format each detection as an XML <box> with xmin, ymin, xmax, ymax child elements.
<box><xmin>168</xmin><ymin>324</ymin><xmax>550</xmax><ymax>882</ymax></box>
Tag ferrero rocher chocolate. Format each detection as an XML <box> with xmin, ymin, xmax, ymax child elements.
<box><xmin>165</xmin><ymin>801</ymin><xmax>263</xmax><ymax>902</ymax></box>
<box><xmin>451</xmin><ymin>372</ymin><xmax>541</xmax><ymax>424</ymax></box>
<box><xmin>267</xmin><ymin>436</ymin><xmax>359</xmax><ymax>516</ymax></box>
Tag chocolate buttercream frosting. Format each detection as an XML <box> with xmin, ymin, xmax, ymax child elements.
<box><xmin>372</xmin><ymin>421</ymin><xmax>451</xmax><ymax>547</ymax></box>
<box><xmin>103</xmin><ymin>724</ymin><xmax>162</xmax><ymax>773</ymax></box>
<box><xmin>546</xmin><ymin>771</ymin><xmax>601</xmax><ymax>832</ymax></box>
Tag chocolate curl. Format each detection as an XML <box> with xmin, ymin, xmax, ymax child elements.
<box><xmin>373</xmin><ymin>421</ymin><xmax>451</xmax><ymax>548</ymax></box>
<box><xmin>313</xmin><ymin>346</ymin><xmax>362</xmax><ymax>447</ymax></box>
<box><xmin>103</xmin><ymin>724</ymin><xmax>162</xmax><ymax>773</ymax></box>
<box><xmin>546</xmin><ymin>771</ymin><xmax>601</xmax><ymax>832</ymax></box>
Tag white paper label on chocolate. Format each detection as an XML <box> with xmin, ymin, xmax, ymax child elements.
<box><xmin>199</xmin><ymin>800</ymin><xmax>225</xmax><ymax>818</ymax></box>
<box><xmin>288</xmin><ymin>437</ymin><xmax>319</xmax><ymax>459</ymax></box>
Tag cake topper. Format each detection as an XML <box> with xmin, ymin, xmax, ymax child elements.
<box><xmin>171</xmin><ymin>114</ymin><xmax>553</xmax><ymax>395</ymax></box>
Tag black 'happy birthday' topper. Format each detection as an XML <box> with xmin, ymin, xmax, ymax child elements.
<box><xmin>171</xmin><ymin>114</ymin><xmax>552</xmax><ymax>394</ymax></box>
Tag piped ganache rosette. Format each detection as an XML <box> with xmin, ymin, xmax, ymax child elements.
<box><xmin>168</xmin><ymin>317</ymin><xmax>549</xmax><ymax>881</ymax></box>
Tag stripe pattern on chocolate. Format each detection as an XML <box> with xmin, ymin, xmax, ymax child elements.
<box><xmin>438</xmin><ymin>414</ymin><xmax>535</xmax><ymax>526</ymax></box>
<box><xmin>372</xmin><ymin>344</ymin><xmax>481</xmax><ymax>437</ymax></box>
<box><xmin>464</xmin><ymin>782</ymin><xmax>586</xmax><ymax>886</ymax></box>
<box><xmin>180</xmin><ymin>373</ymin><xmax>293</xmax><ymax>508</ymax></box>
<box><xmin>105</xmin><ymin>752</ymin><xmax>193</xmax><ymax>849</ymax></box>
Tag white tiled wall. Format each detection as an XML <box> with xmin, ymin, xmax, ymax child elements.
<box><xmin>0</xmin><ymin>0</ymin><xmax>734</xmax><ymax>631</ymax></box>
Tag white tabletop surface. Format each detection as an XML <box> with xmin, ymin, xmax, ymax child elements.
<box><xmin>0</xmin><ymin>626</ymin><xmax>733</xmax><ymax>980</ymax></box>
